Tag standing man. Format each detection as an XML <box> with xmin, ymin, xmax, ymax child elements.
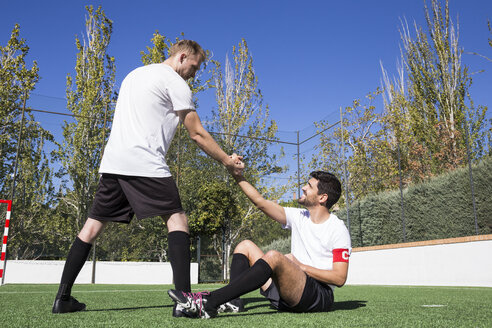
<box><xmin>52</xmin><ymin>40</ymin><xmax>243</xmax><ymax>316</ymax></box>
<box><xmin>169</xmin><ymin>167</ymin><xmax>351</xmax><ymax>318</ymax></box>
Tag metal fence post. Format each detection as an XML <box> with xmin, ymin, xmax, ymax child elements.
<box><xmin>297</xmin><ymin>131</ymin><xmax>301</xmax><ymax>198</ymax></box>
<box><xmin>196</xmin><ymin>235</ymin><xmax>201</xmax><ymax>283</ymax></box>
<box><xmin>10</xmin><ymin>93</ymin><xmax>28</xmax><ymax>203</ymax></box>
<box><xmin>340</xmin><ymin>107</ymin><xmax>350</xmax><ymax>233</ymax></box>
<box><xmin>463</xmin><ymin>119</ymin><xmax>479</xmax><ymax>235</ymax></box>
<box><xmin>397</xmin><ymin>142</ymin><xmax>406</xmax><ymax>242</ymax></box>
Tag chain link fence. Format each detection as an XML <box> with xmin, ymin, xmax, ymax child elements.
<box><xmin>2</xmin><ymin>93</ymin><xmax>490</xmax><ymax>282</ymax></box>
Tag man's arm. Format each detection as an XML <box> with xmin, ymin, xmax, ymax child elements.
<box><xmin>233</xmin><ymin>175</ymin><xmax>287</xmax><ymax>225</ymax></box>
<box><xmin>178</xmin><ymin>110</ymin><xmax>241</xmax><ymax>174</ymax></box>
<box><xmin>285</xmin><ymin>254</ymin><xmax>348</xmax><ymax>287</ymax></box>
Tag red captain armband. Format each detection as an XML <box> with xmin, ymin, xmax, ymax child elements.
<box><xmin>333</xmin><ymin>249</ymin><xmax>350</xmax><ymax>263</ymax></box>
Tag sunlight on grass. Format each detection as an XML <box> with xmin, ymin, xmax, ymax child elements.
<box><xmin>0</xmin><ymin>284</ymin><xmax>490</xmax><ymax>327</ymax></box>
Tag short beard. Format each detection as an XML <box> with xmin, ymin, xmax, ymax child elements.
<box><xmin>297</xmin><ymin>197</ymin><xmax>314</xmax><ymax>207</ymax></box>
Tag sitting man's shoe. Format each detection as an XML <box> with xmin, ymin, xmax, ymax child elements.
<box><xmin>168</xmin><ymin>289</ymin><xmax>218</xmax><ymax>319</ymax></box>
<box><xmin>218</xmin><ymin>298</ymin><xmax>245</xmax><ymax>313</ymax></box>
<box><xmin>52</xmin><ymin>296</ymin><xmax>86</xmax><ymax>314</ymax></box>
<box><xmin>199</xmin><ymin>297</ymin><xmax>218</xmax><ymax>319</ymax></box>
<box><xmin>172</xmin><ymin>303</ymin><xmax>197</xmax><ymax>318</ymax></box>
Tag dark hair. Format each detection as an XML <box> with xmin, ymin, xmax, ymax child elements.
<box><xmin>310</xmin><ymin>171</ymin><xmax>341</xmax><ymax>209</ymax></box>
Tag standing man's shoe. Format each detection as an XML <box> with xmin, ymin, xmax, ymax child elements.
<box><xmin>52</xmin><ymin>296</ymin><xmax>86</xmax><ymax>313</ymax></box>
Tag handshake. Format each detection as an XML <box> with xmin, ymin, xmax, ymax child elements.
<box><xmin>227</xmin><ymin>153</ymin><xmax>245</xmax><ymax>176</ymax></box>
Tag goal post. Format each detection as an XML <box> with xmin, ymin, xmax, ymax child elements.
<box><xmin>0</xmin><ymin>200</ymin><xmax>12</xmax><ymax>285</ymax></box>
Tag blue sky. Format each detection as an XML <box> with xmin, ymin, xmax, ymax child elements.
<box><xmin>2</xmin><ymin>1</ymin><xmax>491</xmax><ymax>132</ymax></box>
<box><xmin>1</xmin><ymin>1</ymin><xmax>492</xmax><ymax>196</ymax></box>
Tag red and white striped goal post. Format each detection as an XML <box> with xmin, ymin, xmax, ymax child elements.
<box><xmin>0</xmin><ymin>199</ymin><xmax>12</xmax><ymax>283</ymax></box>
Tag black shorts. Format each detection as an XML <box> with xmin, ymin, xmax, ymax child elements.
<box><xmin>260</xmin><ymin>274</ymin><xmax>334</xmax><ymax>313</ymax></box>
<box><xmin>89</xmin><ymin>173</ymin><xmax>183</xmax><ymax>223</ymax></box>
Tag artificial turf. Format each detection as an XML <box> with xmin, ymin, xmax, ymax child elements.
<box><xmin>0</xmin><ymin>284</ymin><xmax>490</xmax><ymax>327</ymax></box>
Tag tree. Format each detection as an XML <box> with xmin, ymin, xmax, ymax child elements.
<box><xmin>0</xmin><ymin>24</ymin><xmax>57</xmax><ymax>259</ymax></box>
<box><xmin>399</xmin><ymin>0</ymin><xmax>487</xmax><ymax>170</ymax></box>
<box><xmin>193</xmin><ymin>39</ymin><xmax>283</xmax><ymax>279</ymax></box>
<box><xmin>55</xmin><ymin>6</ymin><xmax>116</xmax><ymax>232</ymax></box>
<box><xmin>312</xmin><ymin>89</ymin><xmax>395</xmax><ymax>205</ymax></box>
<box><xmin>0</xmin><ymin>24</ymin><xmax>40</xmax><ymax>195</ymax></box>
<box><xmin>376</xmin><ymin>0</ymin><xmax>489</xmax><ymax>187</ymax></box>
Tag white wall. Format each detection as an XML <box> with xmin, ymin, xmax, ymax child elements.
<box><xmin>3</xmin><ymin>261</ymin><xmax>198</xmax><ymax>285</ymax></box>
<box><xmin>346</xmin><ymin>239</ymin><xmax>492</xmax><ymax>287</ymax></box>
<box><xmin>3</xmin><ymin>239</ymin><xmax>491</xmax><ymax>286</ymax></box>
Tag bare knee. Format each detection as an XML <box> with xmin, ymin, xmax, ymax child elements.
<box><xmin>234</xmin><ymin>240</ymin><xmax>256</xmax><ymax>254</ymax></box>
<box><xmin>78</xmin><ymin>218</ymin><xmax>107</xmax><ymax>244</ymax></box>
<box><xmin>165</xmin><ymin>212</ymin><xmax>189</xmax><ymax>233</ymax></box>
<box><xmin>262</xmin><ymin>250</ymin><xmax>284</xmax><ymax>267</ymax></box>
<box><xmin>234</xmin><ymin>240</ymin><xmax>266</xmax><ymax>266</ymax></box>
<box><xmin>263</xmin><ymin>249</ymin><xmax>282</xmax><ymax>259</ymax></box>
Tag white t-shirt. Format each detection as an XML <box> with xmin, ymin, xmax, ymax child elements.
<box><xmin>100</xmin><ymin>63</ymin><xmax>194</xmax><ymax>177</ymax></box>
<box><xmin>283</xmin><ymin>207</ymin><xmax>352</xmax><ymax>290</ymax></box>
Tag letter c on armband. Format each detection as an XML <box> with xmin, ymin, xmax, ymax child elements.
<box><xmin>333</xmin><ymin>248</ymin><xmax>350</xmax><ymax>263</ymax></box>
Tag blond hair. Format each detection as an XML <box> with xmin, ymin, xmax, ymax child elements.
<box><xmin>169</xmin><ymin>40</ymin><xmax>206</xmax><ymax>62</ymax></box>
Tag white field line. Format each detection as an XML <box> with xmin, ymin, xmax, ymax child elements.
<box><xmin>373</xmin><ymin>285</ymin><xmax>491</xmax><ymax>290</ymax></box>
<box><xmin>2</xmin><ymin>285</ymin><xmax>489</xmax><ymax>295</ymax></box>
<box><xmin>0</xmin><ymin>287</ymin><xmax>222</xmax><ymax>295</ymax></box>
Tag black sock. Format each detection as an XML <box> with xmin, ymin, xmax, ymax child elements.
<box><xmin>168</xmin><ymin>231</ymin><xmax>191</xmax><ymax>292</ymax></box>
<box><xmin>57</xmin><ymin>237</ymin><xmax>92</xmax><ymax>300</ymax></box>
<box><xmin>208</xmin><ymin>259</ymin><xmax>272</xmax><ymax>309</ymax></box>
<box><xmin>230</xmin><ymin>253</ymin><xmax>250</xmax><ymax>283</ymax></box>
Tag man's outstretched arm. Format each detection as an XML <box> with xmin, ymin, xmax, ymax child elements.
<box><xmin>232</xmin><ymin>174</ymin><xmax>287</xmax><ymax>225</ymax></box>
<box><xmin>179</xmin><ymin>110</ymin><xmax>242</xmax><ymax>175</ymax></box>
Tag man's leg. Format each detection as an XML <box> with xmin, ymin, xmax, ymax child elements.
<box><xmin>261</xmin><ymin>250</ymin><xmax>306</xmax><ymax>307</ymax></box>
<box><xmin>165</xmin><ymin>212</ymin><xmax>194</xmax><ymax>317</ymax></box>
<box><xmin>206</xmin><ymin>250</ymin><xmax>305</xmax><ymax>310</ymax></box>
<box><xmin>52</xmin><ymin>218</ymin><xmax>107</xmax><ymax>313</ymax></box>
<box><xmin>169</xmin><ymin>257</ymin><xmax>273</xmax><ymax>318</ymax></box>
<box><xmin>165</xmin><ymin>212</ymin><xmax>191</xmax><ymax>292</ymax></box>
<box><xmin>217</xmin><ymin>240</ymin><xmax>264</xmax><ymax>313</ymax></box>
<box><xmin>232</xmin><ymin>240</ymin><xmax>272</xmax><ymax>291</ymax></box>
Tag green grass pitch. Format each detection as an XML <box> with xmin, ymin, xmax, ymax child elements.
<box><xmin>0</xmin><ymin>284</ymin><xmax>491</xmax><ymax>327</ymax></box>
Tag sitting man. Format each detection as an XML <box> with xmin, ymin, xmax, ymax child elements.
<box><xmin>168</xmin><ymin>164</ymin><xmax>351</xmax><ymax>318</ymax></box>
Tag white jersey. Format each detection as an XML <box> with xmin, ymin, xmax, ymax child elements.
<box><xmin>99</xmin><ymin>63</ymin><xmax>194</xmax><ymax>177</ymax></box>
<box><xmin>283</xmin><ymin>207</ymin><xmax>351</xmax><ymax>290</ymax></box>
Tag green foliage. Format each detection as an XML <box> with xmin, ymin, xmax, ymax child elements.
<box><xmin>202</xmin><ymin>39</ymin><xmax>284</xmax><ymax>275</ymax></box>
<box><xmin>94</xmin><ymin>218</ymin><xmax>169</xmax><ymax>261</ymax></box>
<box><xmin>314</xmin><ymin>0</ymin><xmax>489</xmax><ymax>210</ymax></box>
<box><xmin>54</xmin><ymin>5</ymin><xmax>116</xmax><ymax>232</ymax></box>
<box><xmin>313</xmin><ymin>90</ymin><xmax>393</xmax><ymax>206</ymax></box>
<box><xmin>0</xmin><ymin>23</ymin><xmax>41</xmax><ymax>193</ymax></box>
<box><xmin>338</xmin><ymin>156</ymin><xmax>492</xmax><ymax>247</ymax></box>
<box><xmin>189</xmin><ymin>181</ymin><xmax>238</xmax><ymax>235</ymax></box>
<box><xmin>0</xmin><ymin>24</ymin><xmax>59</xmax><ymax>259</ymax></box>
<box><xmin>260</xmin><ymin>236</ymin><xmax>291</xmax><ymax>254</ymax></box>
<box><xmin>400</xmin><ymin>0</ymin><xmax>487</xmax><ymax>165</ymax></box>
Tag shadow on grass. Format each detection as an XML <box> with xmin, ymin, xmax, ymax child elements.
<box><xmin>332</xmin><ymin>300</ymin><xmax>367</xmax><ymax>311</ymax></box>
<box><xmin>240</xmin><ymin>297</ymin><xmax>368</xmax><ymax>313</ymax></box>
<box><xmin>86</xmin><ymin>304</ymin><xmax>171</xmax><ymax>312</ymax></box>
<box><xmin>85</xmin><ymin>299</ymin><xmax>367</xmax><ymax>314</ymax></box>
<box><xmin>243</xmin><ymin>297</ymin><xmax>275</xmax><ymax>311</ymax></box>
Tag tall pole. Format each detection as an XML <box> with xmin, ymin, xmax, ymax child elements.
<box><xmin>397</xmin><ymin>142</ymin><xmax>406</xmax><ymax>242</ymax></box>
<box><xmin>92</xmin><ymin>104</ymin><xmax>110</xmax><ymax>284</ymax></box>
<box><xmin>297</xmin><ymin>131</ymin><xmax>301</xmax><ymax>199</ymax></box>
<box><xmin>4</xmin><ymin>93</ymin><xmax>28</xmax><ymax>285</ymax></box>
<box><xmin>463</xmin><ymin>120</ymin><xmax>479</xmax><ymax>235</ymax></box>
<box><xmin>196</xmin><ymin>236</ymin><xmax>201</xmax><ymax>283</ymax></box>
<box><xmin>10</xmin><ymin>93</ymin><xmax>28</xmax><ymax>202</ymax></box>
<box><xmin>340</xmin><ymin>107</ymin><xmax>350</xmax><ymax>233</ymax></box>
